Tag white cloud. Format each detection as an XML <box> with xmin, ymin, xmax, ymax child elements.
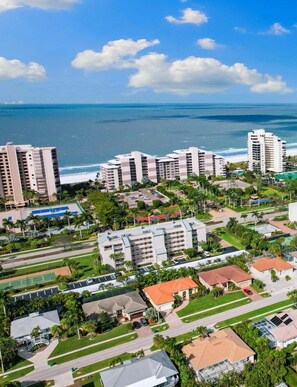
<box><xmin>234</xmin><ymin>26</ymin><xmax>247</xmax><ymax>34</ymax></box>
<box><xmin>72</xmin><ymin>38</ymin><xmax>292</xmax><ymax>95</ymax></box>
<box><xmin>71</xmin><ymin>38</ymin><xmax>160</xmax><ymax>71</ymax></box>
<box><xmin>0</xmin><ymin>0</ymin><xmax>80</xmax><ymax>13</ymax></box>
<box><xmin>263</xmin><ymin>22</ymin><xmax>290</xmax><ymax>36</ymax></box>
<box><xmin>165</xmin><ymin>8</ymin><xmax>208</xmax><ymax>26</ymax></box>
<box><xmin>250</xmin><ymin>76</ymin><xmax>292</xmax><ymax>93</ymax></box>
<box><xmin>197</xmin><ymin>38</ymin><xmax>223</xmax><ymax>50</ymax></box>
<box><xmin>0</xmin><ymin>56</ymin><xmax>46</xmax><ymax>80</ymax></box>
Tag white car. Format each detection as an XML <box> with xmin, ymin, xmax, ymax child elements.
<box><xmin>204</xmin><ymin>251</ymin><xmax>211</xmax><ymax>257</ymax></box>
<box><xmin>86</xmin><ymin>277</ymin><xmax>93</xmax><ymax>285</ymax></box>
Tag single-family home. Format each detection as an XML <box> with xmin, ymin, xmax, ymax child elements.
<box><xmin>143</xmin><ymin>277</ymin><xmax>199</xmax><ymax>312</ymax></box>
<box><xmin>10</xmin><ymin>310</ymin><xmax>60</xmax><ymax>348</ymax></box>
<box><xmin>182</xmin><ymin>327</ymin><xmax>255</xmax><ymax>382</ymax></box>
<box><xmin>198</xmin><ymin>265</ymin><xmax>252</xmax><ymax>291</ymax></box>
<box><xmin>82</xmin><ymin>291</ymin><xmax>147</xmax><ymax>321</ymax></box>
<box><xmin>250</xmin><ymin>257</ymin><xmax>294</xmax><ymax>278</ymax></box>
<box><xmin>100</xmin><ymin>350</ymin><xmax>179</xmax><ymax>387</ymax></box>
<box><xmin>254</xmin><ymin>309</ymin><xmax>297</xmax><ymax>348</ymax></box>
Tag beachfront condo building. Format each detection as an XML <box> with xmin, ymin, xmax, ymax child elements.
<box><xmin>98</xmin><ymin>217</ymin><xmax>206</xmax><ymax>268</ymax></box>
<box><xmin>0</xmin><ymin>143</ymin><xmax>61</xmax><ymax>207</ymax></box>
<box><xmin>99</xmin><ymin>147</ymin><xmax>226</xmax><ymax>190</ymax></box>
<box><xmin>247</xmin><ymin>129</ymin><xmax>286</xmax><ymax>174</ymax></box>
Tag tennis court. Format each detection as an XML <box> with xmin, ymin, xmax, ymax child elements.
<box><xmin>0</xmin><ymin>266</ymin><xmax>71</xmax><ymax>291</ymax></box>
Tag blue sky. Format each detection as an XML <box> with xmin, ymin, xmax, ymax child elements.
<box><xmin>1</xmin><ymin>0</ymin><xmax>297</xmax><ymax>103</ymax></box>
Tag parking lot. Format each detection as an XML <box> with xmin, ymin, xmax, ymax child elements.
<box><xmin>119</xmin><ymin>189</ymin><xmax>169</xmax><ymax>208</ymax></box>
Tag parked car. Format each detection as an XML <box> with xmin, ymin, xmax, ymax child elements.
<box><xmin>204</xmin><ymin>251</ymin><xmax>211</xmax><ymax>257</ymax></box>
<box><xmin>86</xmin><ymin>277</ymin><xmax>93</xmax><ymax>285</ymax></box>
<box><xmin>140</xmin><ymin>317</ymin><xmax>149</xmax><ymax>326</ymax></box>
<box><xmin>132</xmin><ymin>321</ymin><xmax>142</xmax><ymax>329</ymax></box>
<box><xmin>243</xmin><ymin>288</ymin><xmax>253</xmax><ymax>296</ymax></box>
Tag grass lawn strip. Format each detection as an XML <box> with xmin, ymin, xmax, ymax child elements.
<box><xmin>150</xmin><ymin>323</ymin><xmax>169</xmax><ymax>333</ymax></box>
<box><xmin>49</xmin><ymin>333</ymin><xmax>138</xmax><ymax>365</ymax></box>
<box><xmin>0</xmin><ymin>357</ymin><xmax>32</xmax><ymax>374</ymax></box>
<box><xmin>49</xmin><ymin>324</ymin><xmax>134</xmax><ymax>359</ymax></box>
<box><xmin>73</xmin><ymin>352</ymin><xmax>133</xmax><ymax>379</ymax></box>
<box><xmin>177</xmin><ymin>292</ymin><xmax>247</xmax><ymax>319</ymax></box>
<box><xmin>182</xmin><ymin>298</ymin><xmax>251</xmax><ymax>323</ymax></box>
<box><xmin>215</xmin><ymin>299</ymin><xmax>293</xmax><ymax>329</ymax></box>
<box><xmin>0</xmin><ymin>365</ymin><xmax>34</xmax><ymax>384</ymax></box>
<box><xmin>217</xmin><ymin>228</ymin><xmax>245</xmax><ymax>250</ymax></box>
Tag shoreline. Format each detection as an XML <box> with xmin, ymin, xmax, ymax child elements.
<box><xmin>60</xmin><ymin>148</ymin><xmax>297</xmax><ymax>185</ymax></box>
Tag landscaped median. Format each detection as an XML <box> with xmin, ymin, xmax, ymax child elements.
<box><xmin>177</xmin><ymin>291</ymin><xmax>251</xmax><ymax>323</ymax></box>
<box><xmin>0</xmin><ymin>364</ymin><xmax>34</xmax><ymax>384</ymax></box>
<box><xmin>215</xmin><ymin>298</ymin><xmax>294</xmax><ymax>329</ymax></box>
<box><xmin>47</xmin><ymin>323</ymin><xmax>138</xmax><ymax>365</ymax></box>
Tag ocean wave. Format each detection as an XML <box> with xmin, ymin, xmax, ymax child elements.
<box><xmin>59</xmin><ymin>163</ymin><xmax>101</xmax><ymax>171</ymax></box>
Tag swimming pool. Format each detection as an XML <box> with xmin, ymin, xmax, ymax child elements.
<box><xmin>275</xmin><ymin>171</ymin><xmax>297</xmax><ymax>181</ymax></box>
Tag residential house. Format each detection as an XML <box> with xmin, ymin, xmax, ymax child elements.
<box><xmin>82</xmin><ymin>291</ymin><xmax>147</xmax><ymax>321</ymax></box>
<box><xmin>254</xmin><ymin>309</ymin><xmax>297</xmax><ymax>348</ymax></box>
<box><xmin>10</xmin><ymin>310</ymin><xmax>60</xmax><ymax>349</ymax></box>
<box><xmin>182</xmin><ymin>328</ymin><xmax>255</xmax><ymax>382</ymax></box>
<box><xmin>143</xmin><ymin>277</ymin><xmax>198</xmax><ymax>311</ymax></box>
<box><xmin>250</xmin><ymin>257</ymin><xmax>294</xmax><ymax>278</ymax></box>
<box><xmin>198</xmin><ymin>265</ymin><xmax>252</xmax><ymax>291</ymax></box>
<box><xmin>100</xmin><ymin>350</ymin><xmax>179</xmax><ymax>387</ymax></box>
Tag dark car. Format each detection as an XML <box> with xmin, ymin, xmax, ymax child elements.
<box><xmin>132</xmin><ymin>321</ymin><xmax>142</xmax><ymax>329</ymax></box>
<box><xmin>140</xmin><ymin>317</ymin><xmax>149</xmax><ymax>326</ymax></box>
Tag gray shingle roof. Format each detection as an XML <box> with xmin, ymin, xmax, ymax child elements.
<box><xmin>100</xmin><ymin>350</ymin><xmax>178</xmax><ymax>387</ymax></box>
<box><xmin>11</xmin><ymin>310</ymin><xmax>60</xmax><ymax>339</ymax></box>
<box><xmin>82</xmin><ymin>291</ymin><xmax>147</xmax><ymax>318</ymax></box>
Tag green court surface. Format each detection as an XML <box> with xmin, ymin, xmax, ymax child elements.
<box><xmin>275</xmin><ymin>171</ymin><xmax>297</xmax><ymax>181</ymax></box>
<box><xmin>0</xmin><ymin>272</ymin><xmax>56</xmax><ymax>290</ymax></box>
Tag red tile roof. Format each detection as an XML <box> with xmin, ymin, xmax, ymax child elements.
<box><xmin>198</xmin><ymin>265</ymin><xmax>251</xmax><ymax>286</ymax></box>
<box><xmin>251</xmin><ymin>257</ymin><xmax>293</xmax><ymax>272</ymax></box>
<box><xmin>143</xmin><ymin>277</ymin><xmax>198</xmax><ymax>305</ymax></box>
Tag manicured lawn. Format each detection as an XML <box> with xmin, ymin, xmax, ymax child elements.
<box><xmin>2</xmin><ymin>357</ymin><xmax>32</xmax><ymax>373</ymax></box>
<box><xmin>73</xmin><ymin>352</ymin><xmax>133</xmax><ymax>378</ymax></box>
<box><xmin>49</xmin><ymin>323</ymin><xmax>134</xmax><ymax>358</ymax></box>
<box><xmin>49</xmin><ymin>333</ymin><xmax>138</xmax><ymax>365</ymax></box>
<box><xmin>151</xmin><ymin>323</ymin><xmax>169</xmax><ymax>333</ymax></box>
<box><xmin>215</xmin><ymin>299</ymin><xmax>293</xmax><ymax>329</ymax></box>
<box><xmin>0</xmin><ymin>365</ymin><xmax>34</xmax><ymax>384</ymax></box>
<box><xmin>81</xmin><ymin>374</ymin><xmax>102</xmax><ymax>387</ymax></box>
<box><xmin>182</xmin><ymin>298</ymin><xmax>251</xmax><ymax>323</ymax></box>
<box><xmin>177</xmin><ymin>291</ymin><xmax>247</xmax><ymax>318</ymax></box>
<box><xmin>216</xmin><ymin>228</ymin><xmax>245</xmax><ymax>249</ymax></box>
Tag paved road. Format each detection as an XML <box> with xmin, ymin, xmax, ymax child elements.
<box><xmin>19</xmin><ymin>290</ymin><xmax>289</xmax><ymax>385</ymax></box>
<box><xmin>1</xmin><ymin>243</ymin><xmax>96</xmax><ymax>269</ymax></box>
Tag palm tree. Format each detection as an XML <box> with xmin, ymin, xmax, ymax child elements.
<box><xmin>63</xmin><ymin>211</ymin><xmax>72</xmax><ymax>228</ymax></box>
<box><xmin>240</xmin><ymin>213</ymin><xmax>248</xmax><ymax>224</ymax></box>
<box><xmin>15</xmin><ymin>219</ymin><xmax>27</xmax><ymax>238</ymax></box>
<box><xmin>73</xmin><ymin>215</ymin><xmax>83</xmax><ymax>239</ymax></box>
<box><xmin>81</xmin><ymin>211</ymin><xmax>93</xmax><ymax>230</ymax></box>
<box><xmin>2</xmin><ymin>218</ymin><xmax>14</xmax><ymax>234</ymax></box>
<box><xmin>50</xmin><ymin>325</ymin><xmax>62</xmax><ymax>338</ymax></box>
<box><xmin>251</xmin><ymin>210</ymin><xmax>260</xmax><ymax>225</ymax></box>
<box><xmin>27</xmin><ymin>214</ymin><xmax>40</xmax><ymax>235</ymax></box>
<box><xmin>0</xmin><ymin>290</ymin><xmax>10</xmax><ymax>315</ymax></box>
<box><xmin>79</xmin><ymin>320</ymin><xmax>97</xmax><ymax>336</ymax></box>
<box><xmin>23</xmin><ymin>189</ymin><xmax>39</xmax><ymax>206</ymax></box>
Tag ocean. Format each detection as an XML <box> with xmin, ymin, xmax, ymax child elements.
<box><xmin>1</xmin><ymin>103</ymin><xmax>297</xmax><ymax>182</ymax></box>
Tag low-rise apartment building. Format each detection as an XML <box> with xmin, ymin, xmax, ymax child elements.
<box><xmin>100</xmin><ymin>147</ymin><xmax>225</xmax><ymax>190</ymax></box>
<box><xmin>182</xmin><ymin>328</ymin><xmax>255</xmax><ymax>382</ymax></box>
<box><xmin>0</xmin><ymin>143</ymin><xmax>60</xmax><ymax>207</ymax></box>
<box><xmin>98</xmin><ymin>218</ymin><xmax>206</xmax><ymax>268</ymax></box>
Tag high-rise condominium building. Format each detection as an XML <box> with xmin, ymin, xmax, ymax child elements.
<box><xmin>247</xmin><ymin>129</ymin><xmax>286</xmax><ymax>174</ymax></box>
<box><xmin>0</xmin><ymin>143</ymin><xmax>61</xmax><ymax>207</ymax></box>
<box><xmin>100</xmin><ymin>147</ymin><xmax>226</xmax><ymax>190</ymax></box>
<box><xmin>98</xmin><ymin>217</ymin><xmax>207</xmax><ymax>268</ymax></box>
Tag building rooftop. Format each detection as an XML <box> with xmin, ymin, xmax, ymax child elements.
<box><xmin>267</xmin><ymin>309</ymin><xmax>297</xmax><ymax>343</ymax></box>
<box><xmin>82</xmin><ymin>291</ymin><xmax>147</xmax><ymax>317</ymax></box>
<box><xmin>100</xmin><ymin>350</ymin><xmax>178</xmax><ymax>387</ymax></box>
<box><xmin>199</xmin><ymin>265</ymin><xmax>252</xmax><ymax>286</ymax></box>
<box><xmin>182</xmin><ymin>327</ymin><xmax>255</xmax><ymax>371</ymax></box>
<box><xmin>250</xmin><ymin>257</ymin><xmax>293</xmax><ymax>272</ymax></box>
<box><xmin>98</xmin><ymin>217</ymin><xmax>205</xmax><ymax>244</ymax></box>
<box><xmin>143</xmin><ymin>277</ymin><xmax>198</xmax><ymax>305</ymax></box>
<box><xmin>11</xmin><ymin>310</ymin><xmax>60</xmax><ymax>339</ymax></box>
<box><xmin>251</xmin><ymin>223</ymin><xmax>280</xmax><ymax>235</ymax></box>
